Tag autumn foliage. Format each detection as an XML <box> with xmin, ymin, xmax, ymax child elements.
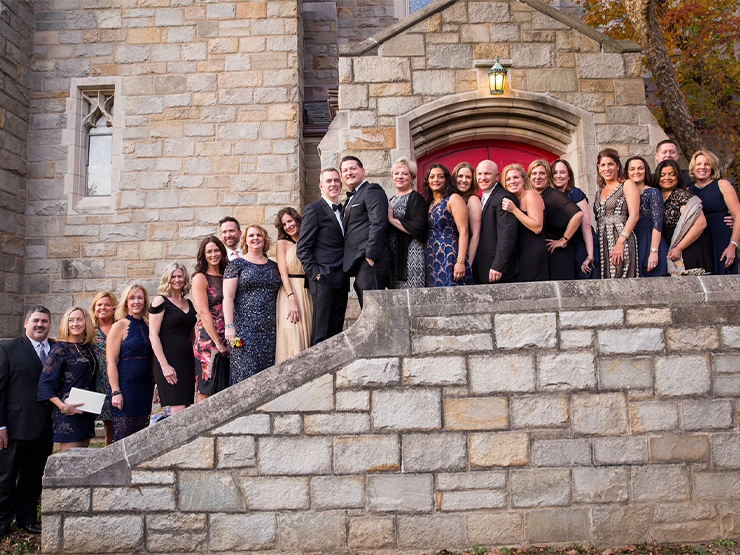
<box><xmin>577</xmin><ymin>0</ymin><xmax>740</xmax><ymax>180</ymax></box>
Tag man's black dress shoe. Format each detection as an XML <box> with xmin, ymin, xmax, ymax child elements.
<box><xmin>20</xmin><ymin>522</ymin><xmax>42</xmax><ymax>534</ymax></box>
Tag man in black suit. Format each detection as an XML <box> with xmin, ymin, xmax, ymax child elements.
<box><xmin>0</xmin><ymin>306</ymin><xmax>54</xmax><ymax>536</ymax></box>
<box><xmin>472</xmin><ymin>159</ymin><xmax>519</xmax><ymax>284</ymax></box>
<box><xmin>340</xmin><ymin>155</ymin><xmax>392</xmax><ymax>307</ymax></box>
<box><xmin>297</xmin><ymin>168</ymin><xmax>350</xmax><ymax>345</ymax></box>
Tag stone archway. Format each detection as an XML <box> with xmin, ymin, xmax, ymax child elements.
<box><xmin>391</xmin><ymin>90</ymin><xmax>600</xmax><ymax>200</ymax></box>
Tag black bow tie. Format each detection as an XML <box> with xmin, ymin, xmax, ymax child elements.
<box><xmin>345</xmin><ymin>190</ymin><xmax>356</xmax><ymax>203</ymax></box>
<box><xmin>331</xmin><ymin>203</ymin><xmax>342</xmax><ymax>212</ymax></box>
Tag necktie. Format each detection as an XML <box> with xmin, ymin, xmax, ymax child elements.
<box><xmin>331</xmin><ymin>203</ymin><xmax>342</xmax><ymax>212</ymax></box>
<box><xmin>38</xmin><ymin>344</ymin><xmax>47</xmax><ymax>363</ymax></box>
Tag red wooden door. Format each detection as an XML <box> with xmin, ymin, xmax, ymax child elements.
<box><xmin>417</xmin><ymin>140</ymin><xmax>558</xmax><ymax>190</ymax></box>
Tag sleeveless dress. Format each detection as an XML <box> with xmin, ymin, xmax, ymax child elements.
<box><xmin>426</xmin><ymin>196</ymin><xmax>475</xmax><ymax>287</ymax></box>
<box><xmin>275</xmin><ymin>242</ymin><xmax>314</xmax><ymax>364</ymax></box>
<box><xmin>224</xmin><ymin>258</ymin><xmax>282</xmax><ymax>385</ymax></box>
<box><xmin>112</xmin><ymin>316</ymin><xmax>154</xmax><ymax>442</ymax></box>
<box><xmin>690</xmin><ymin>180</ymin><xmax>738</xmax><ymax>275</ymax></box>
<box><xmin>91</xmin><ymin>327</ymin><xmax>112</xmax><ymax>422</ymax></box>
<box><xmin>150</xmin><ymin>298</ymin><xmax>197</xmax><ymax>406</ymax></box>
<box><xmin>514</xmin><ymin>210</ymin><xmax>549</xmax><ymax>282</ymax></box>
<box><xmin>389</xmin><ymin>193</ymin><xmax>426</xmax><ymax>289</ymax></box>
<box><xmin>635</xmin><ymin>187</ymin><xmax>668</xmax><ymax>277</ymax></box>
<box><xmin>594</xmin><ymin>183</ymin><xmax>638</xmax><ymax>279</ymax></box>
<box><xmin>37</xmin><ymin>342</ymin><xmax>97</xmax><ymax>443</ymax></box>
<box><xmin>542</xmin><ymin>187</ymin><xmax>581</xmax><ymax>281</ymax></box>
<box><xmin>567</xmin><ymin>187</ymin><xmax>600</xmax><ymax>279</ymax></box>
<box><xmin>662</xmin><ymin>188</ymin><xmax>713</xmax><ymax>273</ymax></box>
<box><xmin>193</xmin><ymin>273</ymin><xmax>225</xmax><ymax>391</ymax></box>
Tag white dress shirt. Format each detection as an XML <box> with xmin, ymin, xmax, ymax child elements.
<box><xmin>323</xmin><ymin>197</ymin><xmax>344</xmax><ymax>233</ymax></box>
<box><xmin>226</xmin><ymin>246</ymin><xmax>243</xmax><ymax>261</ymax></box>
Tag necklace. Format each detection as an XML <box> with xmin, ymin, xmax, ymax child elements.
<box><xmin>73</xmin><ymin>342</ymin><xmax>94</xmax><ymax>376</ymax></box>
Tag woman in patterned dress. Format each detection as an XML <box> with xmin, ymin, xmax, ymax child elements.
<box><xmin>689</xmin><ymin>150</ymin><xmax>740</xmax><ymax>274</ymax></box>
<box><xmin>593</xmin><ymin>148</ymin><xmax>640</xmax><ymax>278</ymax></box>
<box><xmin>192</xmin><ymin>235</ymin><xmax>229</xmax><ymax>401</ymax></box>
<box><xmin>625</xmin><ymin>156</ymin><xmax>667</xmax><ymax>277</ymax></box>
<box><xmin>106</xmin><ymin>284</ymin><xmax>154</xmax><ymax>441</ymax></box>
<box><xmin>37</xmin><ymin>307</ymin><xmax>98</xmax><ymax>451</ymax></box>
<box><xmin>452</xmin><ymin>162</ymin><xmax>482</xmax><ymax>265</ymax></box>
<box><xmin>422</xmin><ymin>163</ymin><xmax>475</xmax><ymax>287</ymax></box>
<box><xmin>89</xmin><ymin>291</ymin><xmax>118</xmax><ymax>446</ymax></box>
<box><xmin>223</xmin><ymin>225</ymin><xmax>282</xmax><ymax>385</ymax></box>
<box><xmin>388</xmin><ymin>157</ymin><xmax>427</xmax><ymax>289</ymax></box>
<box><xmin>274</xmin><ymin>207</ymin><xmax>313</xmax><ymax>363</ymax></box>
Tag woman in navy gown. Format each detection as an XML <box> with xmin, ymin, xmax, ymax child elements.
<box><xmin>150</xmin><ymin>262</ymin><xmax>198</xmax><ymax>414</ymax></box>
<box><xmin>422</xmin><ymin>164</ymin><xmax>475</xmax><ymax>287</ymax></box>
<box><xmin>689</xmin><ymin>150</ymin><xmax>740</xmax><ymax>274</ymax></box>
<box><xmin>223</xmin><ymin>225</ymin><xmax>282</xmax><ymax>385</ymax></box>
<box><xmin>626</xmin><ymin>156</ymin><xmax>667</xmax><ymax>277</ymax></box>
<box><xmin>106</xmin><ymin>284</ymin><xmax>153</xmax><ymax>442</ymax></box>
<box><xmin>37</xmin><ymin>307</ymin><xmax>98</xmax><ymax>451</ymax></box>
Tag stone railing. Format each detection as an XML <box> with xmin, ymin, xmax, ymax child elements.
<box><xmin>42</xmin><ymin>276</ymin><xmax>740</xmax><ymax>553</ymax></box>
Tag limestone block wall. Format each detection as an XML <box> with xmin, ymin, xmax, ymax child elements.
<box><xmin>42</xmin><ymin>277</ymin><xmax>740</xmax><ymax>553</ymax></box>
<box><xmin>25</xmin><ymin>0</ymin><xmax>303</xmax><ymax>318</ymax></box>
<box><xmin>0</xmin><ymin>0</ymin><xmax>33</xmax><ymax>337</ymax></box>
<box><xmin>321</xmin><ymin>0</ymin><xmax>666</xmax><ymax>196</ymax></box>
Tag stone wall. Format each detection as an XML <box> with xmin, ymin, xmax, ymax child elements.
<box><xmin>320</xmin><ymin>0</ymin><xmax>667</xmax><ymax>198</ymax></box>
<box><xmin>42</xmin><ymin>277</ymin><xmax>740</xmax><ymax>553</ymax></box>
<box><xmin>25</xmin><ymin>0</ymin><xmax>304</xmax><ymax>320</ymax></box>
<box><xmin>0</xmin><ymin>0</ymin><xmax>33</xmax><ymax>337</ymax></box>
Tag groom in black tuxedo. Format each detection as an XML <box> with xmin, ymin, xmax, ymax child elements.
<box><xmin>297</xmin><ymin>168</ymin><xmax>350</xmax><ymax>345</ymax></box>
<box><xmin>0</xmin><ymin>306</ymin><xmax>54</xmax><ymax>537</ymax></box>
<box><xmin>340</xmin><ymin>155</ymin><xmax>392</xmax><ymax>307</ymax></box>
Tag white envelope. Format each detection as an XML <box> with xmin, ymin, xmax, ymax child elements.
<box><xmin>65</xmin><ymin>387</ymin><xmax>106</xmax><ymax>415</ymax></box>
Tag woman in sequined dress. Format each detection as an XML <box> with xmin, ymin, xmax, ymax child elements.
<box><xmin>89</xmin><ymin>291</ymin><xmax>118</xmax><ymax>445</ymax></box>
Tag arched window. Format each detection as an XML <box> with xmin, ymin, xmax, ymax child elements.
<box><xmin>82</xmin><ymin>91</ymin><xmax>114</xmax><ymax>197</ymax></box>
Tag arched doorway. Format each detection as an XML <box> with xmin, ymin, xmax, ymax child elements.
<box><xmin>417</xmin><ymin>139</ymin><xmax>557</xmax><ymax>187</ymax></box>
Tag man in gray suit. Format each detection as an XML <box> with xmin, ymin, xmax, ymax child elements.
<box><xmin>0</xmin><ymin>306</ymin><xmax>54</xmax><ymax>536</ymax></box>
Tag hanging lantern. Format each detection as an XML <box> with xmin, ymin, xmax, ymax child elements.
<box><xmin>488</xmin><ymin>58</ymin><xmax>507</xmax><ymax>95</ymax></box>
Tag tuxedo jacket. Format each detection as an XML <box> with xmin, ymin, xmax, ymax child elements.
<box><xmin>343</xmin><ymin>181</ymin><xmax>390</xmax><ymax>272</ymax></box>
<box><xmin>473</xmin><ymin>184</ymin><xmax>519</xmax><ymax>284</ymax></box>
<box><xmin>0</xmin><ymin>336</ymin><xmax>53</xmax><ymax>441</ymax></box>
<box><xmin>297</xmin><ymin>199</ymin><xmax>346</xmax><ymax>291</ymax></box>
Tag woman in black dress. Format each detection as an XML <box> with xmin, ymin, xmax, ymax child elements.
<box><xmin>528</xmin><ymin>159</ymin><xmax>583</xmax><ymax>280</ymax></box>
<box><xmin>150</xmin><ymin>262</ymin><xmax>198</xmax><ymax>414</ymax></box>
<box><xmin>37</xmin><ymin>307</ymin><xmax>98</xmax><ymax>451</ymax></box>
<box><xmin>223</xmin><ymin>225</ymin><xmax>282</xmax><ymax>385</ymax></box>
<box><xmin>501</xmin><ymin>163</ymin><xmax>549</xmax><ymax>281</ymax></box>
<box><xmin>656</xmin><ymin>160</ymin><xmax>711</xmax><ymax>274</ymax></box>
<box><xmin>106</xmin><ymin>284</ymin><xmax>153</xmax><ymax>441</ymax></box>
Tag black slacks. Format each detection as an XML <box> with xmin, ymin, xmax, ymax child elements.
<box><xmin>350</xmin><ymin>251</ymin><xmax>391</xmax><ymax>308</ymax></box>
<box><xmin>310</xmin><ymin>277</ymin><xmax>349</xmax><ymax>345</ymax></box>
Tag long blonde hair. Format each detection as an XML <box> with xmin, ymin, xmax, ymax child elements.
<box><xmin>115</xmin><ymin>284</ymin><xmax>150</xmax><ymax>323</ymax></box>
<box><xmin>157</xmin><ymin>262</ymin><xmax>191</xmax><ymax>296</ymax></box>
<box><xmin>58</xmin><ymin>307</ymin><xmax>95</xmax><ymax>345</ymax></box>
<box><xmin>502</xmin><ymin>163</ymin><xmax>533</xmax><ymax>192</ymax></box>
<box><xmin>89</xmin><ymin>291</ymin><xmax>118</xmax><ymax>328</ymax></box>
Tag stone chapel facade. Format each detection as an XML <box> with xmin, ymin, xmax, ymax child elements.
<box><xmin>0</xmin><ymin>0</ymin><xmax>668</xmax><ymax>336</ymax></box>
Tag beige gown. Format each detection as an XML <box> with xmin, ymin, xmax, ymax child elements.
<box><xmin>275</xmin><ymin>242</ymin><xmax>314</xmax><ymax>363</ymax></box>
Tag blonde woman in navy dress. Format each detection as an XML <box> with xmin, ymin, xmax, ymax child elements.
<box><xmin>37</xmin><ymin>307</ymin><xmax>98</xmax><ymax>451</ymax></box>
<box><xmin>150</xmin><ymin>262</ymin><xmax>198</xmax><ymax>414</ymax></box>
<box><xmin>223</xmin><ymin>225</ymin><xmax>282</xmax><ymax>385</ymax></box>
<box><xmin>689</xmin><ymin>150</ymin><xmax>740</xmax><ymax>274</ymax></box>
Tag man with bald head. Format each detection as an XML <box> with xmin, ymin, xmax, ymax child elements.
<box><xmin>472</xmin><ymin>160</ymin><xmax>519</xmax><ymax>284</ymax></box>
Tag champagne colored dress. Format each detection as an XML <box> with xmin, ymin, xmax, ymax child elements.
<box><xmin>275</xmin><ymin>242</ymin><xmax>314</xmax><ymax>363</ymax></box>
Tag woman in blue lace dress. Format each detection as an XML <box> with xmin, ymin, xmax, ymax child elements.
<box><xmin>423</xmin><ymin>164</ymin><xmax>475</xmax><ymax>287</ymax></box>
<box><xmin>689</xmin><ymin>150</ymin><xmax>740</xmax><ymax>274</ymax></box>
<box><xmin>106</xmin><ymin>284</ymin><xmax>154</xmax><ymax>442</ymax></box>
<box><xmin>223</xmin><ymin>225</ymin><xmax>282</xmax><ymax>385</ymax></box>
<box><xmin>89</xmin><ymin>291</ymin><xmax>118</xmax><ymax>445</ymax></box>
<box><xmin>37</xmin><ymin>307</ymin><xmax>98</xmax><ymax>451</ymax></box>
<box><xmin>626</xmin><ymin>156</ymin><xmax>667</xmax><ymax>277</ymax></box>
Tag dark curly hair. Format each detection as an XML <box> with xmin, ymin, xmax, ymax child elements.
<box><xmin>274</xmin><ymin>207</ymin><xmax>302</xmax><ymax>241</ymax></box>
<box><xmin>194</xmin><ymin>235</ymin><xmax>228</xmax><ymax>276</ymax></box>
<box><xmin>422</xmin><ymin>163</ymin><xmax>454</xmax><ymax>204</ymax></box>
<box><xmin>625</xmin><ymin>156</ymin><xmax>653</xmax><ymax>188</ymax></box>
<box><xmin>596</xmin><ymin>148</ymin><xmax>625</xmax><ymax>189</ymax></box>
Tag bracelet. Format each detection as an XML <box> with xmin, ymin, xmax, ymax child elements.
<box><xmin>561</xmin><ymin>236</ymin><xmax>569</xmax><ymax>243</ymax></box>
<box><xmin>112</xmin><ymin>390</ymin><xmax>122</xmax><ymax>396</ymax></box>
<box><xmin>61</xmin><ymin>404</ymin><xmax>68</xmax><ymax>415</ymax></box>
<box><xmin>455</xmin><ymin>260</ymin><xmax>464</xmax><ymax>265</ymax></box>
<box><xmin>619</xmin><ymin>230</ymin><xmax>630</xmax><ymax>238</ymax></box>
<box><xmin>225</xmin><ymin>324</ymin><xmax>235</xmax><ymax>329</ymax></box>
<box><xmin>287</xmin><ymin>292</ymin><xmax>294</xmax><ymax>297</ymax></box>
<box><xmin>650</xmin><ymin>248</ymin><xmax>659</xmax><ymax>253</ymax></box>
<box><xmin>731</xmin><ymin>240</ymin><xmax>739</xmax><ymax>247</ymax></box>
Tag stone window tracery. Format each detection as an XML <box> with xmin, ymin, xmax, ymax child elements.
<box><xmin>82</xmin><ymin>90</ymin><xmax>114</xmax><ymax>197</ymax></box>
